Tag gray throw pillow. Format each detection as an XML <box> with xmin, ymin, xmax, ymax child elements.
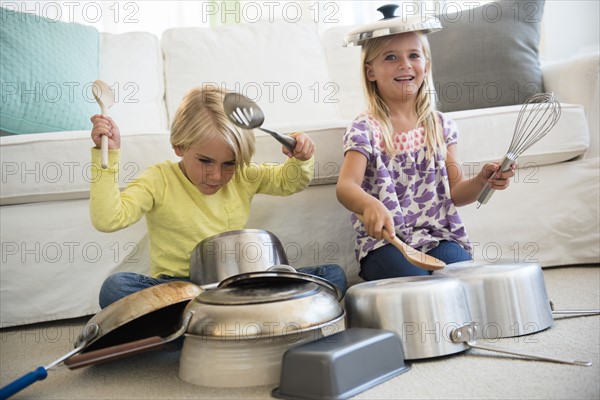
<box><xmin>428</xmin><ymin>0</ymin><xmax>545</xmax><ymax>112</ymax></box>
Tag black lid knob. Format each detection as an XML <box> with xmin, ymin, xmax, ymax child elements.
<box><xmin>377</xmin><ymin>4</ymin><xmax>399</xmax><ymax>20</ymax></box>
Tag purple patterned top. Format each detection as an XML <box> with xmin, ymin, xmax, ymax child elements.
<box><xmin>343</xmin><ymin>111</ymin><xmax>472</xmax><ymax>262</ymax></box>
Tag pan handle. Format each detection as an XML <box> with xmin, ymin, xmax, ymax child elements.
<box><xmin>451</xmin><ymin>323</ymin><xmax>592</xmax><ymax>367</ymax></box>
<box><xmin>0</xmin><ymin>367</ymin><xmax>48</xmax><ymax>399</ymax></box>
<box><xmin>64</xmin><ymin>336</ymin><xmax>166</xmax><ymax>369</ymax></box>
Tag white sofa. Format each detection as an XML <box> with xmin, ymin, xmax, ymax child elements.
<box><xmin>1</xmin><ymin>16</ymin><xmax>599</xmax><ymax>327</ymax></box>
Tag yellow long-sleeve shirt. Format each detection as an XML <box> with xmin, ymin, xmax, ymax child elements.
<box><xmin>90</xmin><ymin>148</ymin><xmax>314</xmax><ymax>278</ymax></box>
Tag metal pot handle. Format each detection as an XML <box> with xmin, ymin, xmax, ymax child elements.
<box><xmin>267</xmin><ymin>265</ymin><xmax>297</xmax><ymax>273</ymax></box>
<box><xmin>451</xmin><ymin>323</ymin><xmax>592</xmax><ymax>367</ymax></box>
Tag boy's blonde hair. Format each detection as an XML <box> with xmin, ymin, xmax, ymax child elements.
<box><xmin>361</xmin><ymin>32</ymin><xmax>445</xmax><ymax>158</ymax></box>
<box><xmin>170</xmin><ymin>86</ymin><xmax>255</xmax><ymax>165</ymax></box>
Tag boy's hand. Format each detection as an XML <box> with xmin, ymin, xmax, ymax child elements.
<box><xmin>91</xmin><ymin>114</ymin><xmax>121</xmax><ymax>150</ymax></box>
<box><xmin>283</xmin><ymin>132</ymin><xmax>315</xmax><ymax>161</ymax></box>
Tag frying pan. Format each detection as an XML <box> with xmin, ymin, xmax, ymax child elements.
<box><xmin>0</xmin><ymin>281</ymin><xmax>202</xmax><ymax>398</ymax></box>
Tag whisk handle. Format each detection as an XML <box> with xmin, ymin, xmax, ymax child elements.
<box><xmin>476</xmin><ymin>154</ymin><xmax>517</xmax><ymax>208</ymax></box>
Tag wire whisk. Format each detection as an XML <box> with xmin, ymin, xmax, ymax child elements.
<box><xmin>476</xmin><ymin>92</ymin><xmax>562</xmax><ymax>207</ymax></box>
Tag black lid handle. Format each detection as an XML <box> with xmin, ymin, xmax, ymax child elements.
<box><xmin>377</xmin><ymin>4</ymin><xmax>399</xmax><ymax>20</ymax></box>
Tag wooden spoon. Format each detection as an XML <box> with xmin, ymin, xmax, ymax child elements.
<box><xmin>356</xmin><ymin>214</ymin><xmax>445</xmax><ymax>271</ymax></box>
<box><xmin>91</xmin><ymin>80</ymin><xmax>115</xmax><ymax>169</ymax></box>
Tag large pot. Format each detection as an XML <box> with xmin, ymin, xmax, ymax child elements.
<box><xmin>433</xmin><ymin>262</ymin><xmax>554</xmax><ymax>338</ymax></box>
<box><xmin>189</xmin><ymin>229</ymin><xmax>289</xmax><ymax>285</ymax></box>
<box><xmin>179</xmin><ymin>270</ymin><xmax>345</xmax><ymax>387</ymax></box>
<box><xmin>345</xmin><ymin>275</ymin><xmax>592</xmax><ymax>366</ymax></box>
<box><xmin>345</xmin><ymin>276</ymin><xmax>471</xmax><ymax>360</ymax></box>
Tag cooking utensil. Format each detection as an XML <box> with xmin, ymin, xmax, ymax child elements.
<box><xmin>477</xmin><ymin>92</ymin><xmax>561</xmax><ymax>207</ymax></box>
<box><xmin>345</xmin><ymin>276</ymin><xmax>592</xmax><ymax>366</ymax></box>
<box><xmin>433</xmin><ymin>262</ymin><xmax>599</xmax><ymax>338</ymax></box>
<box><xmin>189</xmin><ymin>229</ymin><xmax>289</xmax><ymax>285</ymax></box>
<box><xmin>222</xmin><ymin>92</ymin><xmax>297</xmax><ymax>152</ymax></box>
<box><xmin>218</xmin><ymin>269</ymin><xmax>343</xmax><ymax>302</ymax></box>
<box><xmin>179</xmin><ymin>329</ymin><xmax>322</xmax><ymax>387</ymax></box>
<box><xmin>450</xmin><ymin>323</ymin><xmax>591</xmax><ymax>366</ymax></box>
<box><xmin>180</xmin><ymin>271</ymin><xmax>345</xmax><ymax>387</ymax></box>
<box><xmin>91</xmin><ymin>80</ymin><xmax>115</xmax><ymax>169</ymax></box>
<box><xmin>355</xmin><ymin>214</ymin><xmax>445</xmax><ymax>271</ymax></box>
<box><xmin>63</xmin><ymin>270</ymin><xmax>343</xmax><ymax>383</ymax></box>
<box><xmin>273</xmin><ymin>328</ymin><xmax>410</xmax><ymax>400</ymax></box>
<box><xmin>1</xmin><ymin>281</ymin><xmax>201</xmax><ymax>397</ymax></box>
<box><xmin>344</xmin><ymin>4</ymin><xmax>442</xmax><ymax>47</ymax></box>
<box><xmin>433</xmin><ymin>262</ymin><xmax>554</xmax><ymax>338</ymax></box>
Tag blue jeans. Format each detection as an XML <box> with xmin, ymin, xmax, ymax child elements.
<box><xmin>99</xmin><ymin>264</ymin><xmax>348</xmax><ymax>308</ymax></box>
<box><xmin>359</xmin><ymin>240</ymin><xmax>471</xmax><ymax>281</ymax></box>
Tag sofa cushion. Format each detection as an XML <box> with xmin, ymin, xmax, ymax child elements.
<box><xmin>99</xmin><ymin>32</ymin><xmax>169</xmax><ymax>132</ymax></box>
<box><xmin>428</xmin><ymin>0</ymin><xmax>545</xmax><ymax>112</ymax></box>
<box><xmin>0</xmin><ymin>7</ymin><xmax>99</xmax><ymax>134</ymax></box>
<box><xmin>161</xmin><ymin>20</ymin><xmax>341</xmax><ymax>126</ymax></box>
<box><xmin>449</xmin><ymin>103</ymin><xmax>589</xmax><ymax>177</ymax></box>
<box><xmin>320</xmin><ymin>25</ymin><xmax>365</xmax><ymax>120</ymax></box>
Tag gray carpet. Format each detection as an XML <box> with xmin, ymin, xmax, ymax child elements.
<box><xmin>1</xmin><ymin>266</ymin><xmax>598</xmax><ymax>399</ymax></box>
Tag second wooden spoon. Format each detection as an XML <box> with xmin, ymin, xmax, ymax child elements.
<box><xmin>356</xmin><ymin>214</ymin><xmax>445</xmax><ymax>271</ymax></box>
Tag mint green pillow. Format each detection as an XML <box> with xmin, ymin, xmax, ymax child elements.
<box><xmin>0</xmin><ymin>7</ymin><xmax>99</xmax><ymax>134</ymax></box>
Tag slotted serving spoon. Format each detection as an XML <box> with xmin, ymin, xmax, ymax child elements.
<box><xmin>91</xmin><ymin>80</ymin><xmax>115</xmax><ymax>169</ymax></box>
<box><xmin>356</xmin><ymin>214</ymin><xmax>445</xmax><ymax>271</ymax></box>
<box><xmin>223</xmin><ymin>92</ymin><xmax>296</xmax><ymax>152</ymax></box>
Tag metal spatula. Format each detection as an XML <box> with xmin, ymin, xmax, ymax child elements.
<box><xmin>223</xmin><ymin>92</ymin><xmax>296</xmax><ymax>152</ymax></box>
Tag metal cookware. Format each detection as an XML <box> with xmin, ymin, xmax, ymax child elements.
<box><xmin>344</xmin><ymin>4</ymin><xmax>442</xmax><ymax>47</ymax></box>
<box><xmin>59</xmin><ymin>270</ymin><xmax>343</xmax><ymax>388</ymax></box>
<box><xmin>222</xmin><ymin>92</ymin><xmax>297</xmax><ymax>152</ymax></box>
<box><xmin>345</xmin><ymin>276</ymin><xmax>592</xmax><ymax>366</ymax></box>
<box><xmin>189</xmin><ymin>229</ymin><xmax>289</xmax><ymax>285</ymax></box>
<box><xmin>178</xmin><ymin>270</ymin><xmax>345</xmax><ymax>387</ymax></box>
<box><xmin>433</xmin><ymin>262</ymin><xmax>600</xmax><ymax>339</ymax></box>
<box><xmin>433</xmin><ymin>262</ymin><xmax>554</xmax><ymax>338</ymax></box>
<box><xmin>1</xmin><ymin>281</ymin><xmax>202</xmax><ymax>398</ymax></box>
<box><xmin>273</xmin><ymin>328</ymin><xmax>409</xmax><ymax>400</ymax></box>
<box><xmin>346</xmin><ymin>276</ymin><xmax>471</xmax><ymax>360</ymax></box>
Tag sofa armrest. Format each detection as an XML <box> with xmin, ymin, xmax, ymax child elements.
<box><xmin>542</xmin><ymin>53</ymin><xmax>600</xmax><ymax>158</ymax></box>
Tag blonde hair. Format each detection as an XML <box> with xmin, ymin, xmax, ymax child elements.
<box><xmin>361</xmin><ymin>32</ymin><xmax>445</xmax><ymax>158</ymax></box>
<box><xmin>170</xmin><ymin>86</ymin><xmax>256</xmax><ymax>165</ymax></box>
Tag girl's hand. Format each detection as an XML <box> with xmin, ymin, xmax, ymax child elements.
<box><xmin>283</xmin><ymin>132</ymin><xmax>315</xmax><ymax>161</ymax></box>
<box><xmin>481</xmin><ymin>161</ymin><xmax>517</xmax><ymax>191</ymax></box>
<box><xmin>361</xmin><ymin>202</ymin><xmax>396</xmax><ymax>241</ymax></box>
<box><xmin>90</xmin><ymin>114</ymin><xmax>121</xmax><ymax>150</ymax></box>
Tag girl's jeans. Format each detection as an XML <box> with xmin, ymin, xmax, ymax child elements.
<box><xmin>359</xmin><ymin>240</ymin><xmax>471</xmax><ymax>280</ymax></box>
<box><xmin>99</xmin><ymin>264</ymin><xmax>348</xmax><ymax>308</ymax></box>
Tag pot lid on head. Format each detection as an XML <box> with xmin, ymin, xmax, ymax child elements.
<box><xmin>344</xmin><ymin>4</ymin><xmax>442</xmax><ymax>47</ymax></box>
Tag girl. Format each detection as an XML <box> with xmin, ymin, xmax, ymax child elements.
<box><xmin>336</xmin><ymin>30</ymin><xmax>515</xmax><ymax>280</ymax></box>
<box><xmin>90</xmin><ymin>87</ymin><xmax>347</xmax><ymax>307</ymax></box>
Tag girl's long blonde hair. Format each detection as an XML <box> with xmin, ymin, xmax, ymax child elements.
<box><xmin>361</xmin><ymin>32</ymin><xmax>445</xmax><ymax>158</ymax></box>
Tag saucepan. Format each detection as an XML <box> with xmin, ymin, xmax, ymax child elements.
<box><xmin>345</xmin><ymin>275</ymin><xmax>592</xmax><ymax>366</ymax></box>
<box><xmin>0</xmin><ymin>281</ymin><xmax>203</xmax><ymax>398</ymax></box>
<box><xmin>189</xmin><ymin>229</ymin><xmax>289</xmax><ymax>285</ymax></box>
<box><xmin>433</xmin><ymin>262</ymin><xmax>600</xmax><ymax>339</ymax></box>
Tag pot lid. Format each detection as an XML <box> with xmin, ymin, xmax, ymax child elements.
<box><xmin>196</xmin><ymin>281</ymin><xmax>321</xmax><ymax>305</ymax></box>
<box><xmin>218</xmin><ymin>270</ymin><xmax>343</xmax><ymax>301</ymax></box>
<box><xmin>344</xmin><ymin>4</ymin><xmax>442</xmax><ymax>47</ymax></box>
